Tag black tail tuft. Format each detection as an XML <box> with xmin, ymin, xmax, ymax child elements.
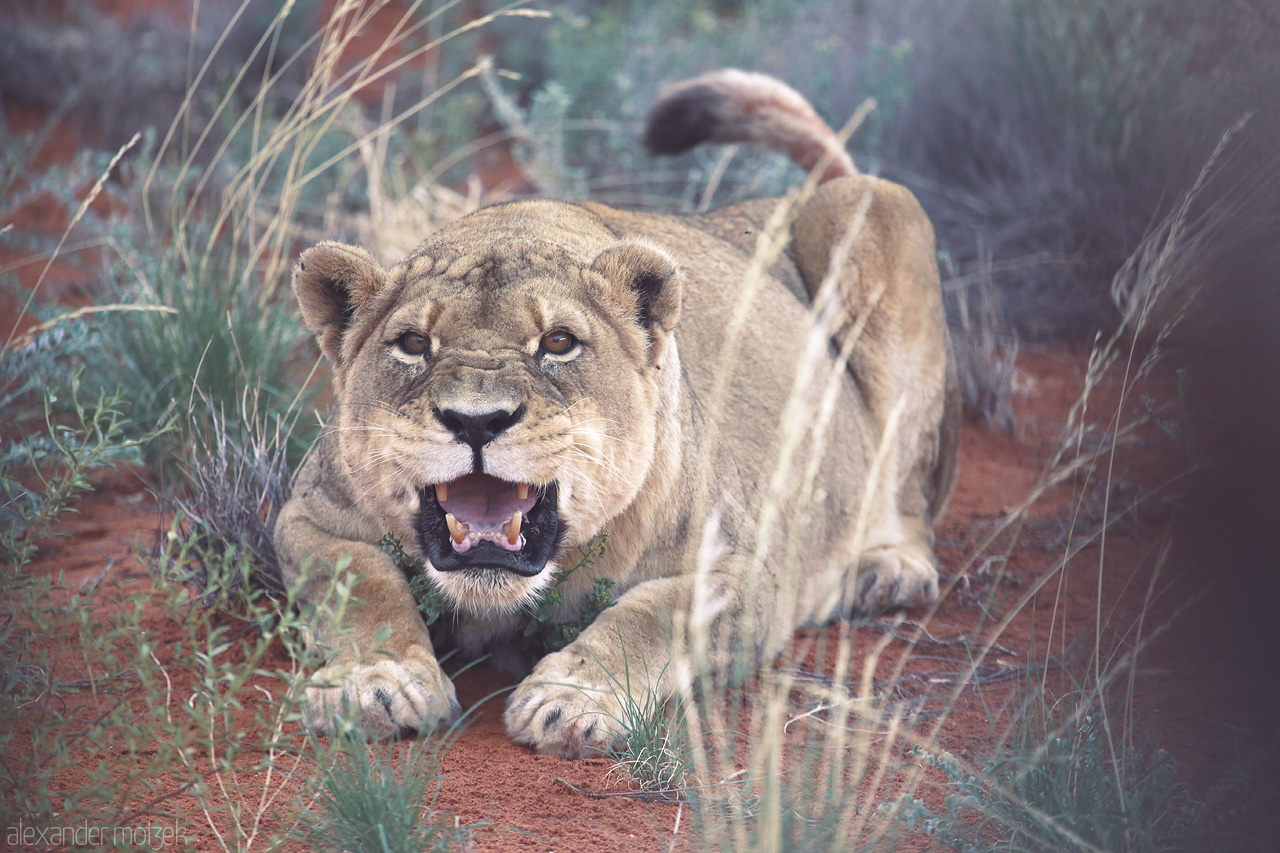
<box><xmin>642</xmin><ymin>83</ymin><xmax>725</xmax><ymax>156</ymax></box>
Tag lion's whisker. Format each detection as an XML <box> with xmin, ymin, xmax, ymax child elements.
<box><xmin>559</xmin><ymin>446</ymin><xmax>626</xmax><ymax>477</ymax></box>
<box><xmin>347</xmin><ymin>448</ymin><xmax>407</xmax><ymax>477</ymax></box>
<box><xmin>555</xmin><ymin>466</ymin><xmax>611</xmax><ymax>517</ymax></box>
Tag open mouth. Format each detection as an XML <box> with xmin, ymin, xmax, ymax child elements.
<box><xmin>417</xmin><ymin>474</ymin><xmax>562</xmax><ymax>577</ymax></box>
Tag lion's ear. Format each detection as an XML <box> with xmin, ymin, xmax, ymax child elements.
<box><xmin>590</xmin><ymin>240</ymin><xmax>683</xmax><ymax>365</ymax></box>
<box><xmin>293</xmin><ymin>241</ymin><xmax>390</xmax><ymax>363</ymax></box>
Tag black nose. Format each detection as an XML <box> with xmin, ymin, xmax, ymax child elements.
<box><xmin>432</xmin><ymin>404</ymin><xmax>526</xmax><ymax>451</ymax></box>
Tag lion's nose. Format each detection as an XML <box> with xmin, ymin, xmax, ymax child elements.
<box><xmin>432</xmin><ymin>404</ymin><xmax>526</xmax><ymax>451</ymax></box>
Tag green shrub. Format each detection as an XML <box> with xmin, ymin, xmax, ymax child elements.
<box><xmin>90</xmin><ymin>224</ymin><xmax>312</xmax><ymax>440</ymax></box>
<box><xmin>486</xmin><ymin>1</ymin><xmax>870</xmax><ymax>209</ymax></box>
<box><xmin>0</xmin><ymin>363</ymin><xmax>165</xmax><ymax>568</ymax></box>
<box><xmin>879</xmin><ymin>0</ymin><xmax>1279</xmax><ymax>335</ymax></box>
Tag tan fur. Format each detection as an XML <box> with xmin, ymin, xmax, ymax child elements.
<box><xmin>644</xmin><ymin>68</ymin><xmax>857</xmax><ymax>181</ymax></box>
<box><xmin>275</xmin><ymin>72</ymin><xmax>960</xmax><ymax>756</ymax></box>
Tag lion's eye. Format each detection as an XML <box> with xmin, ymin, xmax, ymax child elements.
<box><xmin>398</xmin><ymin>332</ymin><xmax>430</xmax><ymax>357</ymax></box>
<box><xmin>541</xmin><ymin>330</ymin><xmax>578</xmax><ymax>355</ymax></box>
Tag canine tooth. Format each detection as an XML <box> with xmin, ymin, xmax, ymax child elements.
<box><xmin>435</xmin><ymin>482</ymin><xmax>448</xmax><ymax>502</ymax></box>
<box><xmin>517</xmin><ymin>483</ymin><xmax>529</xmax><ymax>500</ymax></box>
<box><xmin>445</xmin><ymin>513</ymin><xmax>467</xmax><ymax>543</ymax></box>
<box><xmin>505</xmin><ymin>510</ymin><xmax>523</xmax><ymax>545</ymax></box>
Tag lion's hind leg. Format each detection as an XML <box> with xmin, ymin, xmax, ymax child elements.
<box><xmin>845</xmin><ymin>516</ymin><xmax>942</xmax><ymax>617</ymax></box>
<box><xmin>792</xmin><ymin>177</ymin><xmax>953</xmax><ymax>620</ymax></box>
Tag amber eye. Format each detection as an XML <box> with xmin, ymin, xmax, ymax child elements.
<box><xmin>398</xmin><ymin>332</ymin><xmax>430</xmax><ymax>356</ymax></box>
<box><xmin>541</xmin><ymin>329</ymin><xmax>578</xmax><ymax>355</ymax></box>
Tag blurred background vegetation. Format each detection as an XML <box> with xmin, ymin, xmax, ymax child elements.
<box><xmin>3</xmin><ymin>0</ymin><xmax>1274</xmax><ymax>423</ymax></box>
<box><xmin>6</xmin><ymin>0</ymin><xmax>1277</xmax><ymax>330</ymax></box>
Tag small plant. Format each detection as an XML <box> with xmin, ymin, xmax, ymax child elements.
<box><xmin>167</xmin><ymin>383</ymin><xmax>314</xmax><ymax>600</ymax></box>
<box><xmin>607</xmin><ymin>678</ymin><xmax>692</xmax><ymax>796</ymax></box>
<box><xmin>0</xmin><ymin>365</ymin><xmax>167</xmax><ymax>568</ymax></box>
<box><xmin>521</xmin><ymin>533</ymin><xmax>614</xmax><ymax>655</ymax></box>
<box><xmin>378</xmin><ymin>531</ymin><xmax>452</xmax><ymax>627</ymax></box>
<box><xmin>858</xmin><ymin>38</ymin><xmax>914</xmax><ymax>150</ymax></box>
<box><xmin>945</xmin><ymin>250</ymin><xmax>1020</xmax><ymax>433</ymax></box>
<box><xmin>481</xmin><ymin>68</ymin><xmax>585</xmax><ymax>198</ymax></box>
<box><xmin>289</xmin><ymin>732</ymin><xmax>480</xmax><ymax>853</ymax></box>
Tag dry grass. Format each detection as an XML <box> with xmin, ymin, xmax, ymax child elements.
<box><xmin>946</xmin><ymin>249</ymin><xmax>1019</xmax><ymax>433</ymax></box>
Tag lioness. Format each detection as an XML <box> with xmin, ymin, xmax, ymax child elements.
<box><xmin>275</xmin><ymin>69</ymin><xmax>960</xmax><ymax>758</ymax></box>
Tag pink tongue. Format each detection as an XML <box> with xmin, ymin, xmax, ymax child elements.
<box><xmin>438</xmin><ymin>473</ymin><xmax>537</xmax><ymax>531</ymax></box>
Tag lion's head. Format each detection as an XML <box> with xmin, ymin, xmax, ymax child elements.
<box><xmin>292</xmin><ymin>201</ymin><xmax>683</xmax><ymax>614</ymax></box>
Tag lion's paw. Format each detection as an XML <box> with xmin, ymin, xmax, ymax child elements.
<box><xmin>304</xmin><ymin>646</ymin><xmax>460</xmax><ymax>739</ymax></box>
<box><xmin>503</xmin><ymin>657</ymin><xmax>628</xmax><ymax>759</ymax></box>
<box><xmin>852</xmin><ymin>546</ymin><xmax>940</xmax><ymax>615</ymax></box>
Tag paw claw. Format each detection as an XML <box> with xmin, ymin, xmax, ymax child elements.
<box><xmin>504</xmin><ymin>658</ymin><xmax>626</xmax><ymax>758</ymax></box>
<box><xmin>304</xmin><ymin>649</ymin><xmax>458</xmax><ymax>739</ymax></box>
<box><xmin>851</xmin><ymin>546</ymin><xmax>940</xmax><ymax>614</ymax></box>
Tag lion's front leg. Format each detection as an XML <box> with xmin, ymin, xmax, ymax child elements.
<box><xmin>277</xmin><ymin>495</ymin><xmax>460</xmax><ymax>739</ymax></box>
<box><xmin>503</xmin><ymin>641</ymin><xmax>640</xmax><ymax>759</ymax></box>
<box><xmin>301</xmin><ymin>557</ymin><xmax>461</xmax><ymax>738</ymax></box>
<box><xmin>504</xmin><ymin>568</ymin><xmax>770</xmax><ymax>758</ymax></box>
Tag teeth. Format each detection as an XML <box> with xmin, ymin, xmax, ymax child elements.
<box><xmin>445</xmin><ymin>513</ymin><xmax>468</xmax><ymax>543</ymax></box>
<box><xmin>434</xmin><ymin>482</ymin><xmax>448</xmax><ymax>502</ymax></box>
<box><xmin>504</xmin><ymin>510</ymin><xmax>523</xmax><ymax>545</ymax></box>
<box><xmin>517</xmin><ymin>483</ymin><xmax>529</xmax><ymax>500</ymax></box>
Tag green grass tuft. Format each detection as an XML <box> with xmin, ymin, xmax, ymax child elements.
<box><xmin>289</xmin><ymin>733</ymin><xmax>480</xmax><ymax>853</ymax></box>
<box><xmin>607</xmin><ymin>687</ymin><xmax>692</xmax><ymax>796</ymax></box>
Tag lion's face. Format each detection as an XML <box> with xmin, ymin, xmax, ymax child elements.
<box><xmin>292</xmin><ymin>204</ymin><xmax>682</xmax><ymax>614</ymax></box>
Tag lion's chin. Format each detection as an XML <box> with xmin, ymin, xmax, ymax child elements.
<box><xmin>428</xmin><ymin>566</ymin><xmax>552</xmax><ymax>618</ymax></box>
<box><xmin>416</xmin><ymin>476</ymin><xmax>563</xmax><ymax>578</ymax></box>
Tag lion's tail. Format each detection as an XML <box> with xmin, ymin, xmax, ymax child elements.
<box><xmin>643</xmin><ymin>69</ymin><xmax>857</xmax><ymax>183</ymax></box>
